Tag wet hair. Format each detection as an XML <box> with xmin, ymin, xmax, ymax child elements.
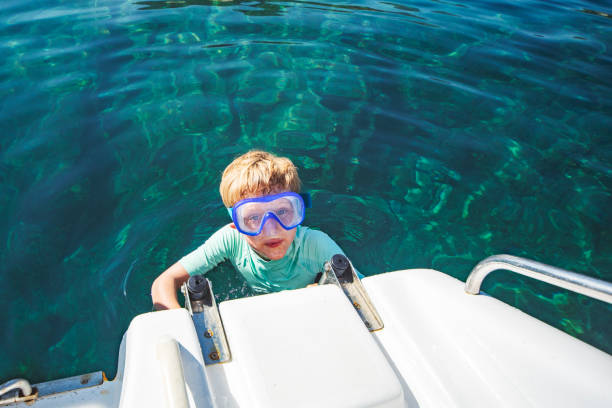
<box><xmin>220</xmin><ymin>150</ymin><xmax>301</xmax><ymax>207</ymax></box>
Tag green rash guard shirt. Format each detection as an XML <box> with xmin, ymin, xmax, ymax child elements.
<box><xmin>179</xmin><ymin>225</ymin><xmax>352</xmax><ymax>293</ymax></box>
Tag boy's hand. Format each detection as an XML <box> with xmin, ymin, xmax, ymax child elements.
<box><xmin>151</xmin><ymin>262</ymin><xmax>190</xmax><ymax>310</ymax></box>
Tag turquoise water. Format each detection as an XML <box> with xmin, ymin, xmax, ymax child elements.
<box><xmin>1</xmin><ymin>0</ymin><xmax>611</xmax><ymax>382</ymax></box>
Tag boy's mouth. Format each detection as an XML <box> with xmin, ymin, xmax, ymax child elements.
<box><xmin>264</xmin><ymin>239</ymin><xmax>283</xmax><ymax>248</ymax></box>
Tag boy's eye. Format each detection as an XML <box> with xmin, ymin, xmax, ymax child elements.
<box><xmin>275</xmin><ymin>207</ymin><xmax>294</xmax><ymax>219</ymax></box>
<box><xmin>244</xmin><ymin>214</ymin><xmax>261</xmax><ymax>224</ymax></box>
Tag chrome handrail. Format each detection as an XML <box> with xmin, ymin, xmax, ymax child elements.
<box><xmin>465</xmin><ymin>254</ymin><xmax>612</xmax><ymax>304</ymax></box>
<box><xmin>0</xmin><ymin>378</ymin><xmax>32</xmax><ymax>403</ymax></box>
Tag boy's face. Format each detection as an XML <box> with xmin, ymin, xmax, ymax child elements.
<box><xmin>233</xmin><ymin>189</ymin><xmax>298</xmax><ymax>260</ymax></box>
<box><xmin>243</xmin><ymin>216</ymin><xmax>297</xmax><ymax>260</ymax></box>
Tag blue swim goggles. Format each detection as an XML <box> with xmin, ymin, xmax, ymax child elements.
<box><xmin>227</xmin><ymin>192</ymin><xmax>307</xmax><ymax>236</ymax></box>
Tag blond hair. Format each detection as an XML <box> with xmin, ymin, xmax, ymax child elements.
<box><xmin>220</xmin><ymin>150</ymin><xmax>301</xmax><ymax>207</ymax></box>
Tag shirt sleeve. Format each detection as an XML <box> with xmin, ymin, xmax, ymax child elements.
<box><xmin>306</xmin><ymin>229</ymin><xmax>365</xmax><ymax>279</ymax></box>
<box><xmin>179</xmin><ymin>224</ymin><xmax>239</xmax><ymax>276</ymax></box>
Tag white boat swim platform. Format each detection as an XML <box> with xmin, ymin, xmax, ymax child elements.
<box><xmin>216</xmin><ymin>284</ymin><xmax>405</xmax><ymax>408</ymax></box>
<box><xmin>363</xmin><ymin>270</ymin><xmax>612</xmax><ymax>408</ymax></box>
<box><xmin>2</xmin><ymin>259</ymin><xmax>612</xmax><ymax>407</ymax></box>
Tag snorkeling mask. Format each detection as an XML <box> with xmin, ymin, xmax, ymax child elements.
<box><xmin>228</xmin><ymin>192</ymin><xmax>306</xmax><ymax>236</ymax></box>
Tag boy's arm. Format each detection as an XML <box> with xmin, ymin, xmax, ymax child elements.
<box><xmin>151</xmin><ymin>225</ymin><xmax>239</xmax><ymax>309</ymax></box>
<box><xmin>151</xmin><ymin>262</ymin><xmax>190</xmax><ymax>310</ymax></box>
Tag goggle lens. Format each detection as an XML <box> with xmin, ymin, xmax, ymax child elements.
<box><xmin>231</xmin><ymin>192</ymin><xmax>305</xmax><ymax>236</ymax></box>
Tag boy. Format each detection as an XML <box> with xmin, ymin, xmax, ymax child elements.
<box><xmin>151</xmin><ymin>150</ymin><xmax>356</xmax><ymax>310</ymax></box>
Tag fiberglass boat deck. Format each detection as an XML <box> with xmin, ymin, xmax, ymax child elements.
<box><xmin>2</xmin><ymin>254</ymin><xmax>611</xmax><ymax>407</ymax></box>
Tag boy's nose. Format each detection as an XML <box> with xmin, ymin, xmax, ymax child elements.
<box><xmin>261</xmin><ymin>215</ymin><xmax>281</xmax><ymax>235</ymax></box>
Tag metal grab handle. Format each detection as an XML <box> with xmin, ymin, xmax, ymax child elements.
<box><xmin>0</xmin><ymin>378</ymin><xmax>32</xmax><ymax>399</ymax></box>
<box><xmin>465</xmin><ymin>254</ymin><xmax>612</xmax><ymax>305</ymax></box>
